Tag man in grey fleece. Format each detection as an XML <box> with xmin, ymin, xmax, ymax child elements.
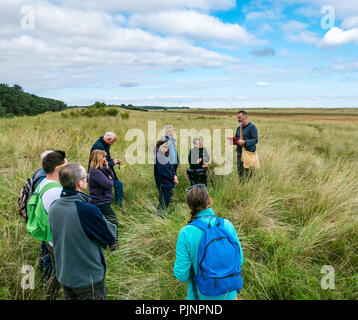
<box><xmin>48</xmin><ymin>163</ymin><xmax>117</xmax><ymax>300</ymax></box>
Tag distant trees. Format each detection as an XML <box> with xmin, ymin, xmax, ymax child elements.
<box><xmin>0</xmin><ymin>83</ymin><xmax>67</xmax><ymax>117</ymax></box>
<box><xmin>93</xmin><ymin>101</ymin><xmax>107</xmax><ymax>109</ymax></box>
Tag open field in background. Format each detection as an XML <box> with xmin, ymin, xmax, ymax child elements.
<box><xmin>163</xmin><ymin>108</ymin><xmax>358</xmax><ymax>123</ymax></box>
<box><xmin>1</xmin><ymin>108</ymin><xmax>358</xmax><ymax>300</ymax></box>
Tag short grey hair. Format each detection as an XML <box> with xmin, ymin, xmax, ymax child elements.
<box><xmin>164</xmin><ymin>125</ymin><xmax>173</xmax><ymax>137</ymax></box>
<box><xmin>193</xmin><ymin>138</ymin><xmax>201</xmax><ymax>146</ymax></box>
<box><xmin>104</xmin><ymin>132</ymin><xmax>116</xmax><ymax>140</ymax></box>
<box><xmin>59</xmin><ymin>163</ymin><xmax>86</xmax><ymax>190</ymax></box>
<box><xmin>40</xmin><ymin>150</ymin><xmax>54</xmax><ymax>160</ymax></box>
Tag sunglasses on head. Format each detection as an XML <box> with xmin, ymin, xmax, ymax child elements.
<box><xmin>185</xmin><ymin>184</ymin><xmax>206</xmax><ymax>192</ymax></box>
<box><xmin>55</xmin><ymin>163</ymin><xmax>66</xmax><ymax>170</ymax></box>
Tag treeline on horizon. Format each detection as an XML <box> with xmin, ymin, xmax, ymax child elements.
<box><xmin>68</xmin><ymin>104</ymin><xmax>190</xmax><ymax>111</ymax></box>
<box><xmin>0</xmin><ymin>84</ymin><xmax>67</xmax><ymax>117</ymax></box>
<box><xmin>0</xmin><ymin>83</ymin><xmax>190</xmax><ymax>117</ymax></box>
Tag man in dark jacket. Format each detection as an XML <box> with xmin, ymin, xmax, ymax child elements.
<box><xmin>234</xmin><ymin>110</ymin><xmax>259</xmax><ymax>178</ymax></box>
<box><xmin>89</xmin><ymin>132</ymin><xmax>124</xmax><ymax>206</ymax></box>
<box><xmin>48</xmin><ymin>163</ymin><xmax>117</xmax><ymax>300</ymax></box>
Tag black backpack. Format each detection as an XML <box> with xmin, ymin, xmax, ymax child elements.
<box><xmin>18</xmin><ymin>168</ymin><xmax>46</xmax><ymax>222</ymax></box>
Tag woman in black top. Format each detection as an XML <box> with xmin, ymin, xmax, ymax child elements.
<box><xmin>187</xmin><ymin>138</ymin><xmax>210</xmax><ymax>186</ymax></box>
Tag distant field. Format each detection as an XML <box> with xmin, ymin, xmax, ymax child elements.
<box><xmin>161</xmin><ymin>108</ymin><xmax>358</xmax><ymax>123</ymax></box>
<box><xmin>1</xmin><ymin>107</ymin><xmax>358</xmax><ymax>300</ymax></box>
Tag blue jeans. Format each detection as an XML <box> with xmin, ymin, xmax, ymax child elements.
<box><xmin>98</xmin><ymin>204</ymin><xmax>119</xmax><ymax>251</ymax></box>
<box><xmin>113</xmin><ymin>178</ymin><xmax>124</xmax><ymax>205</ymax></box>
<box><xmin>157</xmin><ymin>186</ymin><xmax>173</xmax><ymax>215</ymax></box>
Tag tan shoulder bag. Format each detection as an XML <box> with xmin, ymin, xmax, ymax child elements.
<box><xmin>240</xmin><ymin>125</ymin><xmax>260</xmax><ymax>169</ymax></box>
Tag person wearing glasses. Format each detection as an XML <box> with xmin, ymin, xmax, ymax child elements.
<box><xmin>154</xmin><ymin>139</ymin><xmax>179</xmax><ymax>217</ymax></box>
<box><xmin>31</xmin><ymin>150</ymin><xmax>67</xmax><ymax>300</ymax></box>
<box><xmin>174</xmin><ymin>184</ymin><xmax>243</xmax><ymax>300</ymax></box>
<box><xmin>48</xmin><ymin>163</ymin><xmax>117</xmax><ymax>300</ymax></box>
<box><xmin>88</xmin><ymin>149</ymin><xmax>118</xmax><ymax>251</ymax></box>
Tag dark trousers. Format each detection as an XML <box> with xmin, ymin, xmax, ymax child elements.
<box><xmin>39</xmin><ymin>241</ymin><xmax>52</xmax><ymax>281</ymax></box>
<box><xmin>237</xmin><ymin>154</ymin><xmax>253</xmax><ymax>180</ymax></box>
<box><xmin>45</xmin><ymin>244</ymin><xmax>61</xmax><ymax>300</ymax></box>
<box><xmin>98</xmin><ymin>204</ymin><xmax>119</xmax><ymax>251</ymax></box>
<box><xmin>188</xmin><ymin>168</ymin><xmax>208</xmax><ymax>187</ymax></box>
<box><xmin>113</xmin><ymin>178</ymin><xmax>124</xmax><ymax>206</ymax></box>
<box><xmin>63</xmin><ymin>279</ymin><xmax>108</xmax><ymax>300</ymax></box>
<box><xmin>157</xmin><ymin>186</ymin><xmax>173</xmax><ymax>216</ymax></box>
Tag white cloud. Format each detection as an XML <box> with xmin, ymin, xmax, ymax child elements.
<box><xmin>129</xmin><ymin>10</ymin><xmax>262</xmax><ymax>46</ymax></box>
<box><xmin>0</xmin><ymin>2</ymin><xmax>240</xmax><ymax>90</ymax></box>
<box><xmin>294</xmin><ymin>6</ymin><xmax>321</xmax><ymax>18</ymax></box>
<box><xmin>331</xmin><ymin>62</ymin><xmax>358</xmax><ymax>72</ymax></box>
<box><xmin>282</xmin><ymin>20</ymin><xmax>308</xmax><ymax>32</ymax></box>
<box><xmin>277</xmin><ymin>48</ymin><xmax>293</xmax><ymax>56</ymax></box>
<box><xmin>286</xmin><ymin>30</ymin><xmax>320</xmax><ymax>45</ymax></box>
<box><xmin>256</xmin><ymin>81</ymin><xmax>269</xmax><ymax>87</ymax></box>
<box><xmin>289</xmin><ymin>0</ymin><xmax>358</xmax><ymax>20</ymax></box>
<box><xmin>245</xmin><ymin>10</ymin><xmax>276</xmax><ymax>21</ymax></box>
<box><xmin>119</xmin><ymin>80</ymin><xmax>140</xmax><ymax>87</ymax></box>
<box><xmin>256</xmin><ymin>23</ymin><xmax>274</xmax><ymax>36</ymax></box>
<box><xmin>281</xmin><ymin>20</ymin><xmax>319</xmax><ymax>45</ymax></box>
<box><xmin>56</xmin><ymin>0</ymin><xmax>236</xmax><ymax>13</ymax></box>
<box><xmin>319</xmin><ymin>27</ymin><xmax>358</xmax><ymax>47</ymax></box>
<box><xmin>342</xmin><ymin>16</ymin><xmax>358</xmax><ymax>29</ymax></box>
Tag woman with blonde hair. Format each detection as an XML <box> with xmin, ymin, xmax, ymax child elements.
<box><xmin>174</xmin><ymin>184</ymin><xmax>243</xmax><ymax>300</ymax></box>
<box><xmin>89</xmin><ymin>149</ymin><xmax>118</xmax><ymax>251</ymax></box>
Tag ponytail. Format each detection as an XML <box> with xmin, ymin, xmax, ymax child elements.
<box><xmin>188</xmin><ymin>208</ymin><xmax>199</xmax><ymax>223</ymax></box>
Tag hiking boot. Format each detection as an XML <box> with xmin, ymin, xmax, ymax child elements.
<box><xmin>156</xmin><ymin>210</ymin><xmax>165</xmax><ymax>219</ymax></box>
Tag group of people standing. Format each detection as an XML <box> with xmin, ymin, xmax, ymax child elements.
<box><xmin>24</xmin><ymin>110</ymin><xmax>258</xmax><ymax>300</ymax></box>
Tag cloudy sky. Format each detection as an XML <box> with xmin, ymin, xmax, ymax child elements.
<box><xmin>1</xmin><ymin>0</ymin><xmax>358</xmax><ymax>108</ymax></box>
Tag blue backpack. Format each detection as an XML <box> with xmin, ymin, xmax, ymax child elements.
<box><xmin>189</xmin><ymin>216</ymin><xmax>243</xmax><ymax>298</ymax></box>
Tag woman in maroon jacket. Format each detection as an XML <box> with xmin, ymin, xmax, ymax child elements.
<box><xmin>89</xmin><ymin>149</ymin><xmax>118</xmax><ymax>251</ymax></box>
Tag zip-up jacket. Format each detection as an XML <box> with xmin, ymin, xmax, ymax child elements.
<box><xmin>174</xmin><ymin>208</ymin><xmax>243</xmax><ymax>300</ymax></box>
<box><xmin>48</xmin><ymin>188</ymin><xmax>117</xmax><ymax>288</ymax></box>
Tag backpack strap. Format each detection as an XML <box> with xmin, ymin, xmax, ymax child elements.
<box><xmin>215</xmin><ymin>217</ymin><xmax>224</xmax><ymax>227</ymax></box>
<box><xmin>190</xmin><ymin>266</ymin><xmax>199</xmax><ymax>300</ymax></box>
<box><xmin>38</xmin><ymin>182</ymin><xmax>62</xmax><ymax>198</ymax></box>
<box><xmin>31</xmin><ymin>169</ymin><xmax>47</xmax><ymax>189</ymax></box>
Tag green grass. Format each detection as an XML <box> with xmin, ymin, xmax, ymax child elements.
<box><xmin>0</xmin><ymin>108</ymin><xmax>358</xmax><ymax>300</ymax></box>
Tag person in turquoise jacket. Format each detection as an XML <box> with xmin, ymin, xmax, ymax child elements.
<box><xmin>174</xmin><ymin>184</ymin><xmax>243</xmax><ymax>300</ymax></box>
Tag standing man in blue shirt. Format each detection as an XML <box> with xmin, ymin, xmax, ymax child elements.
<box><xmin>164</xmin><ymin>125</ymin><xmax>179</xmax><ymax>175</ymax></box>
<box><xmin>234</xmin><ymin>110</ymin><xmax>258</xmax><ymax>178</ymax></box>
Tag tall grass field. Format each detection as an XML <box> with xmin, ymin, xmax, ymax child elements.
<box><xmin>0</xmin><ymin>108</ymin><xmax>358</xmax><ymax>300</ymax></box>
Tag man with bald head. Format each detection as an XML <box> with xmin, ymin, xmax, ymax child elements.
<box><xmin>89</xmin><ymin>132</ymin><xmax>124</xmax><ymax>206</ymax></box>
